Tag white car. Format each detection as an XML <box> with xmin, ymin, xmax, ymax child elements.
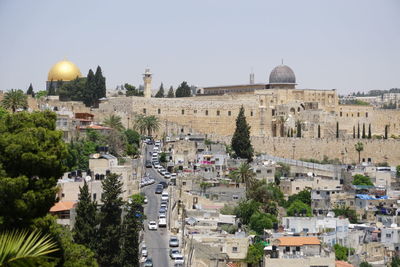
<box><xmin>144</xmin><ymin>196</ymin><xmax>148</xmax><ymax>204</ymax></box>
<box><xmin>161</xmin><ymin>192</ymin><xmax>169</xmax><ymax>201</ymax></box>
<box><xmin>158</xmin><ymin>218</ymin><xmax>167</xmax><ymax>227</ymax></box>
<box><xmin>159</xmin><ymin>213</ymin><xmax>166</xmax><ymax>219</ymax></box>
<box><xmin>160</xmin><ymin>170</ymin><xmax>167</xmax><ymax>176</ymax></box>
<box><xmin>154</xmin><ymin>164</ymin><xmax>162</xmax><ymax>169</ymax></box>
<box><xmin>171</xmin><ymin>173</ymin><xmax>177</xmax><ymax>179</ymax></box>
<box><xmin>174</xmin><ymin>254</ymin><xmax>184</xmax><ymax>264</ymax></box>
<box><xmin>164</xmin><ymin>172</ymin><xmax>171</xmax><ymax>179</ymax></box>
<box><xmin>141</xmin><ymin>245</ymin><xmax>148</xmax><ymax>257</ymax></box>
<box><xmin>148</xmin><ymin>221</ymin><xmax>158</xmax><ymax>230</ymax></box>
<box><xmin>152</xmin><ymin>152</ymin><xmax>158</xmax><ymax>157</ymax></box>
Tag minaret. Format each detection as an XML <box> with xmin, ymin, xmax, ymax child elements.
<box><xmin>249</xmin><ymin>70</ymin><xmax>255</xmax><ymax>85</ymax></box>
<box><xmin>143</xmin><ymin>68</ymin><xmax>152</xmax><ymax>98</ymax></box>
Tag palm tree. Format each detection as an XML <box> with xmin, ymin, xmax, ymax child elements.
<box><xmin>144</xmin><ymin>115</ymin><xmax>160</xmax><ymax>136</ymax></box>
<box><xmin>355</xmin><ymin>142</ymin><xmax>364</xmax><ymax>164</ymax></box>
<box><xmin>1</xmin><ymin>89</ymin><xmax>28</xmax><ymax>113</ymax></box>
<box><xmin>0</xmin><ymin>230</ymin><xmax>58</xmax><ymax>266</ymax></box>
<box><xmin>230</xmin><ymin>162</ymin><xmax>255</xmax><ymax>193</ymax></box>
<box><xmin>103</xmin><ymin>114</ymin><xmax>124</xmax><ymax>132</ymax></box>
<box><xmin>134</xmin><ymin>114</ymin><xmax>147</xmax><ymax>135</ymax></box>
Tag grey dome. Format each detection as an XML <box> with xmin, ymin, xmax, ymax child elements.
<box><xmin>269</xmin><ymin>65</ymin><xmax>296</xmax><ymax>84</ymax></box>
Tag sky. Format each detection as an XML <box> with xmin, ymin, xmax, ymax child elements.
<box><xmin>0</xmin><ymin>0</ymin><xmax>399</xmax><ymax>95</ymax></box>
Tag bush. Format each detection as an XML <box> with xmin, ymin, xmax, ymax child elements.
<box><xmin>352</xmin><ymin>174</ymin><xmax>373</xmax><ymax>186</ymax></box>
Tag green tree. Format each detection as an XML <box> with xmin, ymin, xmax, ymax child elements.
<box><xmin>94</xmin><ymin>66</ymin><xmax>106</xmax><ymax>103</ymax></box>
<box><xmin>274</xmin><ymin>162</ymin><xmax>290</xmax><ymax>184</ymax></box>
<box><xmin>360</xmin><ymin>262</ymin><xmax>372</xmax><ymax>267</ymax></box>
<box><xmin>296</xmin><ymin>120</ymin><xmax>302</xmax><ymax>138</ymax></box>
<box><xmin>159</xmin><ymin>152</ymin><xmax>167</xmax><ymax>163</ymax></box>
<box><xmin>124</xmin><ymin>129</ymin><xmax>140</xmax><ymax>146</ymax></box>
<box><xmin>125</xmin><ymin>84</ymin><xmax>143</xmax><ymax>97</ymax></box>
<box><xmin>385</xmin><ymin>125</ymin><xmax>389</xmax><ymax>139</ymax></box>
<box><xmin>286</xmin><ymin>200</ymin><xmax>312</xmax><ymax>217</ymax></box>
<box><xmin>84</xmin><ymin>69</ymin><xmax>96</xmax><ymax>107</ymax></box>
<box><xmin>26</xmin><ymin>83</ymin><xmax>35</xmax><ymax>97</ymax></box>
<box><xmin>96</xmin><ymin>173</ymin><xmax>124</xmax><ymax>267</ymax></box>
<box><xmin>234</xmin><ymin>199</ymin><xmax>261</xmax><ymax>225</ymax></box>
<box><xmin>175</xmin><ymin>81</ymin><xmax>191</xmax><ymax>97</ymax></box>
<box><xmin>135</xmin><ymin>115</ymin><xmax>160</xmax><ymax>136</ymax></box>
<box><xmin>333</xmin><ymin>244</ymin><xmax>354</xmax><ymax>261</ymax></box>
<box><xmin>58</xmin><ymin>77</ymin><xmax>87</xmax><ymax>102</ymax></box>
<box><xmin>0</xmin><ymin>230</ymin><xmax>58</xmax><ymax>266</ymax></box>
<box><xmin>231</xmin><ymin>106</ymin><xmax>254</xmax><ymax>161</ymax></box>
<box><xmin>286</xmin><ymin>189</ymin><xmax>311</xmax><ymax>207</ymax></box>
<box><xmin>167</xmin><ymin>86</ymin><xmax>174</xmax><ymax>97</ymax></box>
<box><xmin>392</xmin><ymin>256</ymin><xmax>400</xmax><ymax>267</ymax></box>
<box><xmin>318</xmin><ymin>124</ymin><xmax>321</xmax><ymax>138</ymax></box>
<box><xmin>120</xmin><ymin>194</ymin><xmax>144</xmax><ymax>267</ymax></box>
<box><xmin>48</xmin><ymin>80</ymin><xmax>56</xmax><ymax>96</ymax></box>
<box><xmin>357</xmin><ymin>123</ymin><xmax>360</xmax><ymax>138</ymax></box>
<box><xmin>336</xmin><ymin>121</ymin><xmax>339</xmax><ymax>138</ymax></box>
<box><xmin>73</xmin><ymin>181</ymin><xmax>98</xmax><ymax>251</ymax></box>
<box><xmin>220</xmin><ymin>204</ymin><xmax>235</xmax><ymax>215</ymax></box>
<box><xmin>0</xmin><ymin>107</ymin><xmax>8</xmax><ymax>119</ymax></box>
<box><xmin>353</xmin><ymin>126</ymin><xmax>356</xmax><ymax>139</ymax></box>
<box><xmin>0</xmin><ymin>111</ymin><xmax>67</xmax><ymax>230</ymax></box>
<box><xmin>1</xmin><ymin>89</ymin><xmax>28</xmax><ymax>113</ymax></box>
<box><xmin>396</xmin><ymin>165</ymin><xmax>400</xmax><ymax>178</ymax></box>
<box><xmin>352</xmin><ymin>174</ymin><xmax>373</xmax><ymax>186</ymax></box>
<box><xmin>355</xmin><ymin>142</ymin><xmax>364</xmax><ymax>163</ymax></box>
<box><xmin>245</xmin><ymin>242</ymin><xmax>264</xmax><ymax>265</ymax></box>
<box><xmin>103</xmin><ymin>114</ymin><xmax>124</xmax><ymax>132</ymax></box>
<box><xmin>155</xmin><ymin>83</ymin><xmax>165</xmax><ymax>98</ymax></box>
<box><xmin>249</xmin><ymin>212</ymin><xmax>276</xmax><ymax>234</ymax></box>
<box><xmin>35</xmin><ymin>90</ymin><xmax>48</xmax><ymax>99</ymax></box>
<box><xmin>230</xmin><ymin>163</ymin><xmax>255</xmax><ymax>194</ymax></box>
<box><xmin>247</xmin><ymin>181</ymin><xmax>284</xmax><ymax>215</ymax></box>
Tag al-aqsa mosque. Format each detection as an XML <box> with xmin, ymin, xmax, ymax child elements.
<box><xmin>46</xmin><ymin>60</ymin><xmax>82</xmax><ymax>91</ymax></box>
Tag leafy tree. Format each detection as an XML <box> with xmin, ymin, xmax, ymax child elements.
<box><xmin>175</xmin><ymin>81</ymin><xmax>191</xmax><ymax>97</ymax></box>
<box><xmin>230</xmin><ymin>162</ymin><xmax>255</xmax><ymax>194</ymax></box>
<box><xmin>220</xmin><ymin>204</ymin><xmax>236</xmax><ymax>215</ymax></box>
<box><xmin>286</xmin><ymin>189</ymin><xmax>311</xmax><ymax>207</ymax></box>
<box><xmin>249</xmin><ymin>212</ymin><xmax>277</xmax><ymax>234</ymax></box>
<box><xmin>231</xmin><ymin>106</ymin><xmax>254</xmax><ymax>161</ymax></box>
<box><xmin>73</xmin><ymin>181</ymin><xmax>98</xmax><ymax>251</ymax></box>
<box><xmin>392</xmin><ymin>256</ymin><xmax>400</xmax><ymax>267</ymax></box>
<box><xmin>352</xmin><ymin>174</ymin><xmax>373</xmax><ymax>186</ymax></box>
<box><xmin>274</xmin><ymin>162</ymin><xmax>290</xmax><ymax>184</ymax></box>
<box><xmin>120</xmin><ymin>194</ymin><xmax>144</xmax><ymax>267</ymax></box>
<box><xmin>65</xmin><ymin>140</ymin><xmax>97</xmax><ymax>170</ymax></box>
<box><xmin>245</xmin><ymin>242</ymin><xmax>264</xmax><ymax>265</ymax></box>
<box><xmin>1</xmin><ymin>89</ymin><xmax>28</xmax><ymax>112</ymax></box>
<box><xmin>247</xmin><ymin>181</ymin><xmax>284</xmax><ymax>215</ymax></box>
<box><xmin>355</xmin><ymin>142</ymin><xmax>364</xmax><ymax>163</ymax></box>
<box><xmin>396</xmin><ymin>165</ymin><xmax>400</xmax><ymax>178</ymax></box>
<box><xmin>286</xmin><ymin>200</ymin><xmax>312</xmax><ymax>217</ymax></box>
<box><xmin>0</xmin><ymin>107</ymin><xmax>8</xmax><ymax>119</ymax></box>
<box><xmin>58</xmin><ymin>77</ymin><xmax>87</xmax><ymax>102</ymax></box>
<box><xmin>167</xmin><ymin>86</ymin><xmax>174</xmax><ymax>98</ymax></box>
<box><xmin>26</xmin><ymin>83</ymin><xmax>35</xmax><ymax>97</ymax></box>
<box><xmin>125</xmin><ymin>83</ymin><xmax>143</xmax><ymax>97</ymax></box>
<box><xmin>33</xmin><ymin>214</ymin><xmax>98</xmax><ymax>267</ymax></box>
<box><xmin>234</xmin><ymin>199</ymin><xmax>261</xmax><ymax>225</ymax></box>
<box><xmin>105</xmin><ymin>130</ymin><xmax>128</xmax><ymax>157</ymax></box>
<box><xmin>0</xmin><ymin>230</ymin><xmax>58</xmax><ymax>266</ymax></box>
<box><xmin>360</xmin><ymin>261</ymin><xmax>372</xmax><ymax>267</ymax></box>
<box><xmin>333</xmin><ymin>244</ymin><xmax>354</xmax><ymax>261</ymax></box>
<box><xmin>0</xmin><ymin>111</ymin><xmax>67</xmax><ymax>230</ymax></box>
<box><xmin>97</xmin><ymin>173</ymin><xmax>124</xmax><ymax>267</ymax></box>
<box><xmin>333</xmin><ymin>206</ymin><xmax>358</xmax><ymax>223</ymax></box>
<box><xmin>35</xmin><ymin>90</ymin><xmax>48</xmax><ymax>99</ymax></box>
<box><xmin>159</xmin><ymin>152</ymin><xmax>167</xmax><ymax>163</ymax></box>
<box><xmin>103</xmin><ymin>114</ymin><xmax>124</xmax><ymax>132</ymax></box>
<box><xmin>155</xmin><ymin>83</ymin><xmax>165</xmax><ymax>98</ymax></box>
<box><xmin>124</xmin><ymin>129</ymin><xmax>140</xmax><ymax>146</ymax></box>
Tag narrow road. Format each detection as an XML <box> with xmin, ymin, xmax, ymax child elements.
<box><xmin>142</xmin><ymin>144</ymin><xmax>170</xmax><ymax>267</ymax></box>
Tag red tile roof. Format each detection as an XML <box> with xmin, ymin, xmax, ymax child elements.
<box><xmin>276</xmin><ymin>236</ymin><xmax>320</xmax><ymax>246</ymax></box>
<box><xmin>336</xmin><ymin>261</ymin><xmax>354</xmax><ymax>267</ymax></box>
<box><xmin>50</xmin><ymin>201</ymin><xmax>76</xmax><ymax>212</ymax></box>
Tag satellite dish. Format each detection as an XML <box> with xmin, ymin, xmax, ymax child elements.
<box><xmin>85</xmin><ymin>176</ymin><xmax>92</xmax><ymax>182</ymax></box>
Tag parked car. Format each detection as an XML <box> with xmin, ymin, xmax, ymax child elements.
<box><xmin>158</xmin><ymin>181</ymin><xmax>168</xmax><ymax>188</ymax></box>
<box><xmin>161</xmin><ymin>192</ymin><xmax>169</xmax><ymax>201</ymax></box>
<box><xmin>174</xmin><ymin>254</ymin><xmax>184</xmax><ymax>265</ymax></box>
<box><xmin>158</xmin><ymin>218</ymin><xmax>167</xmax><ymax>227</ymax></box>
<box><xmin>164</xmin><ymin>172</ymin><xmax>171</xmax><ymax>179</ymax></box>
<box><xmin>169</xmin><ymin>248</ymin><xmax>180</xmax><ymax>259</ymax></box>
<box><xmin>145</xmin><ymin>160</ymin><xmax>152</xmax><ymax>168</ymax></box>
<box><xmin>141</xmin><ymin>245</ymin><xmax>148</xmax><ymax>257</ymax></box>
<box><xmin>169</xmin><ymin>236</ymin><xmax>179</xmax><ymax>247</ymax></box>
<box><xmin>159</xmin><ymin>213</ymin><xmax>166</xmax><ymax>219</ymax></box>
<box><xmin>159</xmin><ymin>207</ymin><xmax>167</xmax><ymax>215</ymax></box>
<box><xmin>144</xmin><ymin>196</ymin><xmax>148</xmax><ymax>204</ymax></box>
<box><xmin>148</xmin><ymin>221</ymin><xmax>158</xmax><ymax>230</ymax></box>
<box><xmin>171</xmin><ymin>173</ymin><xmax>177</xmax><ymax>179</ymax></box>
<box><xmin>160</xmin><ymin>170</ymin><xmax>167</xmax><ymax>176</ymax></box>
<box><xmin>155</xmin><ymin>184</ymin><xmax>163</xmax><ymax>194</ymax></box>
<box><xmin>160</xmin><ymin>203</ymin><xmax>168</xmax><ymax>210</ymax></box>
<box><xmin>144</xmin><ymin>258</ymin><xmax>153</xmax><ymax>267</ymax></box>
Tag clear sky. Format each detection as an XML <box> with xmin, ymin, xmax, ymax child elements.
<box><xmin>0</xmin><ymin>0</ymin><xmax>399</xmax><ymax>94</ymax></box>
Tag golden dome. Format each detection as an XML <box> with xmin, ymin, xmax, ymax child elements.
<box><xmin>47</xmin><ymin>60</ymin><xmax>82</xmax><ymax>81</ymax></box>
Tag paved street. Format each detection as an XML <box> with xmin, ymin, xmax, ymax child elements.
<box><xmin>142</xmin><ymin>144</ymin><xmax>171</xmax><ymax>267</ymax></box>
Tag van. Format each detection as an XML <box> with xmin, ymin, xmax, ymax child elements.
<box><xmin>158</xmin><ymin>218</ymin><xmax>167</xmax><ymax>227</ymax></box>
<box><xmin>161</xmin><ymin>192</ymin><xmax>169</xmax><ymax>201</ymax></box>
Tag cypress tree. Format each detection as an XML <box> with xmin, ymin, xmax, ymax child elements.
<box><xmin>287</xmin><ymin>129</ymin><xmax>290</xmax><ymax>137</ymax></box>
<box><xmin>336</xmin><ymin>121</ymin><xmax>339</xmax><ymax>138</ymax></box>
<box><xmin>175</xmin><ymin>81</ymin><xmax>191</xmax><ymax>97</ymax></box>
<box><xmin>155</xmin><ymin>83</ymin><xmax>165</xmax><ymax>98</ymax></box>
<box><xmin>95</xmin><ymin>66</ymin><xmax>106</xmax><ymax>99</ymax></box>
<box><xmin>231</xmin><ymin>106</ymin><xmax>254</xmax><ymax>162</ymax></box>
<box><xmin>84</xmin><ymin>69</ymin><xmax>96</xmax><ymax>107</ymax></box>
<box><xmin>48</xmin><ymin>80</ymin><xmax>56</xmax><ymax>95</ymax></box>
<box><xmin>97</xmin><ymin>173</ymin><xmax>124</xmax><ymax>267</ymax></box>
<box><xmin>357</xmin><ymin>123</ymin><xmax>360</xmax><ymax>139</ymax></box>
<box><xmin>362</xmin><ymin>123</ymin><xmax>366</xmax><ymax>139</ymax></box>
<box><xmin>353</xmin><ymin>126</ymin><xmax>356</xmax><ymax>139</ymax></box>
<box><xmin>120</xmin><ymin>194</ymin><xmax>144</xmax><ymax>267</ymax></box>
<box><xmin>73</xmin><ymin>181</ymin><xmax>98</xmax><ymax>251</ymax></box>
<box><xmin>167</xmin><ymin>86</ymin><xmax>174</xmax><ymax>98</ymax></box>
<box><xmin>26</xmin><ymin>83</ymin><xmax>35</xmax><ymax>97</ymax></box>
<box><xmin>368</xmin><ymin>124</ymin><xmax>372</xmax><ymax>139</ymax></box>
<box><xmin>290</xmin><ymin>128</ymin><xmax>294</xmax><ymax>137</ymax></box>
<box><xmin>318</xmin><ymin>125</ymin><xmax>321</xmax><ymax>138</ymax></box>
